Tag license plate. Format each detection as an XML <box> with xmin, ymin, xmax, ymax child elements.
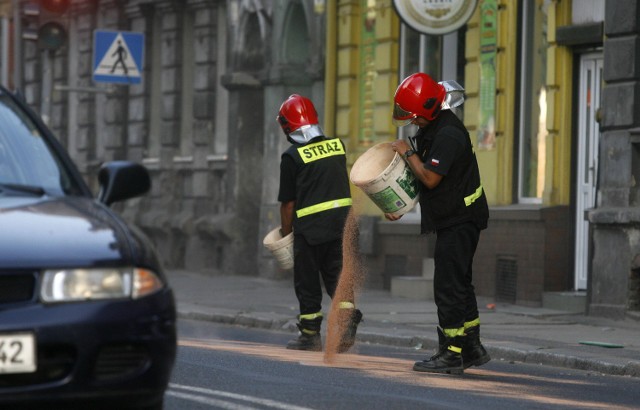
<box><xmin>0</xmin><ymin>333</ymin><xmax>36</xmax><ymax>374</ymax></box>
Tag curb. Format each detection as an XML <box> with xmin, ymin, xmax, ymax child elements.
<box><xmin>178</xmin><ymin>310</ymin><xmax>640</xmax><ymax>378</ymax></box>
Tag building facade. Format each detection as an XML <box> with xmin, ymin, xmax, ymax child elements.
<box><xmin>1</xmin><ymin>0</ymin><xmax>638</xmax><ymax>319</ymax></box>
<box><xmin>323</xmin><ymin>0</ymin><xmax>639</xmax><ymax>320</ymax></box>
<box><xmin>3</xmin><ymin>0</ymin><xmax>264</xmax><ymax>277</ymax></box>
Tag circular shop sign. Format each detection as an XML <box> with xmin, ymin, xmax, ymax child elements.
<box><xmin>393</xmin><ymin>0</ymin><xmax>478</xmax><ymax>35</ymax></box>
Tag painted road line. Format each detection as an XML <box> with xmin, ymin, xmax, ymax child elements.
<box><xmin>168</xmin><ymin>383</ymin><xmax>315</xmax><ymax>410</ymax></box>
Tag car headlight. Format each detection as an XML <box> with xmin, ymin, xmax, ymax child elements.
<box><xmin>40</xmin><ymin>268</ymin><xmax>164</xmax><ymax>303</ymax></box>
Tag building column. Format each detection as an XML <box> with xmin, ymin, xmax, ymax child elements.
<box><xmin>588</xmin><ymin>0</ymin><xmax>640</xmax><ymax>319</ymax></box>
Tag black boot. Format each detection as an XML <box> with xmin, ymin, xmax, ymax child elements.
<box><xmin>287</xmin><ymin>316</ymin><xmax>322</xmax><ymax>351</ymax></box>
<box><xmin>337</xmin><ymin>309</ymin><xmax>363</xmax><ymax>353</ymax></box>
<box><xmin>462</xmin><ymin>325</ymin><xmax>490</xmax><ymax>368</ymax></box>
<box><xmin>413</xmin><ymin>329</ymin><xmax>463</xmax><ymax>375</ymax></box>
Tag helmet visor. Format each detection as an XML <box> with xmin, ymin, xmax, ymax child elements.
<box><xmin>392</xmin><ymin>103</ymin><xmax>416</xmax><ymax>127</ymax></box>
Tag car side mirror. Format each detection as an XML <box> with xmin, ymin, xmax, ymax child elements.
<box><xmin>98</xmin><ymin>161</ymin><xmax>151</xmax><ymax>206</ymax></box>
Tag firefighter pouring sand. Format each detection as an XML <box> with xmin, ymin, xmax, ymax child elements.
<box><xmin>266</xmin><ymin>74</ymin><xmax>490</xmax><ymax>375</ymax></box>
<box><xmin>351</xmin><ymin>73</ymin><xmax>491</xmax><ymax>374</ymax></box>
<box><xmin>353</xmin><ymin>73</ymin><xmax>491</xmax><ymax>375</ymax></box>
<box><xmin>270</xmin><ymin>94</ymin><xmax>363</xmax><ymax>353</ymax></box>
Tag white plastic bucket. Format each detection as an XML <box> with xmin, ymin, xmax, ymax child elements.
<box><xmin>263</xmin><ymin>227</ymin><xmax>294</xmax><ymax>270</ymax></box>
<box><xmin>350</xmin><ymin>142</ymin><xmax>419</xmax><ymax>217</ymax></box>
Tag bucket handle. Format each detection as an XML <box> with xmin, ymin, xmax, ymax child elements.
<box><xmin>380</xmin><ymin>154</ymin><xmax>400</xmax><ymax>182</ymax></box>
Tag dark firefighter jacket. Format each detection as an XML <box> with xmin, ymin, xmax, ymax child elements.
<box><xmin>412</xmin><ymin>110</ymin><xmax>489</xmax><ymax>233</ymax></box>
<box><xmin>278</xmin><ymin>136</ymin><xmax>352</xmax><ymax>245</ymax></box>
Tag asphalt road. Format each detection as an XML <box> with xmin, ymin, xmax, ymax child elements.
<box><xmin>166</xmin><ymin>319</ymin><xmax>639</xmax><ymax>410</ymax></box>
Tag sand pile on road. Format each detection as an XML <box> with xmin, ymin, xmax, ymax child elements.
<box><xmin>324</xmin><ymin>208</ymin><xmax>365</xmax><ymax>363</ymax></box>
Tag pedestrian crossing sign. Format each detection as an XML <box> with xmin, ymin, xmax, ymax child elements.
<box><xmin>93</xmin><ymin>30</ymin><xmax>144</xmax><ymax>84</ymax></box>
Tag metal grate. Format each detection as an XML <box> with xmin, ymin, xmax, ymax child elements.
<box><xmin>0</xmin><ymin>272</ymin><xmax>36</xmax><ymax>304</ymax></box>
<box><xmin>496</xmin><ymin>255</ymin><xmax>517</xmax><ymax>304</ymax></box>
<box><xmin>93</xmin><ymin>344</ymin><xmax>150</xmax><ymax>381</ymax></box>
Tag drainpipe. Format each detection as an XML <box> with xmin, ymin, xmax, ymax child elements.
<box><xmin>12</xmin><ymin>0</ymin><xmax>21</xmax><ymax>90</ymax></box>
<box><xmin>324</xmin><ymin>0</ymin><xmax>337</xmax><ymax>137</ymax></box>
<box><xmin>1</xmin><ymin>15</ymin><xmax>8</xmax><ymax>85</ymax></box>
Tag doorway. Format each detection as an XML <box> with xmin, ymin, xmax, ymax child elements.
<box><xmin>574</xmin><ymin>52</ymin><xmax>603</xmax><ymax>290</ymax></box>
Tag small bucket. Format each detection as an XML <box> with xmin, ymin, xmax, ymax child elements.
<box><xmin>263</xmin><ymin>227</ymin><xmax>294</xmax><ymax>270</ymax></box>
<box><xmin>350</xmin><ymin>142</ymin><xmax>419</xmax><ymax>217</ymax></box>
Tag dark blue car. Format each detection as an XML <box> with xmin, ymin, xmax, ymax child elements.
<box><xmin>0</xmin><ymin>87</ymin><xmax>176</xmax><ymax>409</ymax></box>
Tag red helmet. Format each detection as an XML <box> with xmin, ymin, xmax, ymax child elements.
<box><xmin>393</xmin><ymin>73</ymin><xmax>446</xmax><ymax>126</ymax></box>
<box><xmin>277</xmin><ymin>94</ymin><xmax>319</xmax><ymax>135</ymax></box>
<box><xmin>277</xmin><ymin>94</ymin><xmax>324</xmax><ymax>144</ymax></box>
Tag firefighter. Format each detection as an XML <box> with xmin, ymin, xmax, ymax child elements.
<box><xmin>276</xmin><ymin>94</ymin><xmax>363</xmax><ymax>352</ymax></box>
<box><xmin>386</xmin><ymin>73</ymin><xmax>490</xmax><ymax>374</ymax></box>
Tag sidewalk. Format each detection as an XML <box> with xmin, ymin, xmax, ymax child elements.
<box><xmin>169</xmin><ymin>270</ymin><xmax>640</xmax><ymax>378</ymax></box>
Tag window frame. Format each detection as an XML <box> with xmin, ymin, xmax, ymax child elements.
<box><xmin>516</xmin><ymin>0</ymin><xmax>547</xmax><ymax>205</ymax></box>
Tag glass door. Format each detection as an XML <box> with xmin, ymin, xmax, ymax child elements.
<box><xmin>574</xmin><ymin>52</ymin><xmax>603</xmax><ymax>290</ymax></box>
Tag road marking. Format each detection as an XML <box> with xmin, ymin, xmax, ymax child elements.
<box><xmin>166</xmin><ymin>390</ymin><xmax>261</xmax><ymax>409</ymax></box>
<box><xmin>169</xmin><ymin>383</ymin><xmax>315</xmax><ymax>410</ymax></box>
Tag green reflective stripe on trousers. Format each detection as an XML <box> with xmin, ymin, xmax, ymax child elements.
<box><xmin>443</xmin><ymin>327</ymin><xmax>465</xmax><ymax>338</ymax></box>
<box><xmin>464</xmin><ymin>185</ymin><xmax>483</xmax><ymax>206</ymax></box>
<box><xmin>296</xmin><ymin>198</ymin><xmax>352</xmax><ymax>218</ymax></box>
<box><xmin>299</xmin><ymin>312</ymin><xmax>323</xmax><ymax>320</ymax></box>
<box><xmin>464</xmin><ymin>318</ymin><xmax>480</xmax><ymax>329</ymax></box>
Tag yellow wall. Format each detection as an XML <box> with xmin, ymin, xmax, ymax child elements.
<box><xmin>464</xmin><ymin>1</ymin><xmax>519</xmax><ymax>205</ymax></box>
<box><xmin>545</xmin><ymin>0</ymin><xmax>573</xmax><ymax>205</ymax></box>
<box><xmin>326</xmin><ymin>0</ymin><xmax>574</xmax><ymax>215</ymax></box>
<box><xmin>331</xmin><ymin>0</ymin><xmax>399</xmax><ymax>158</ymax></box>
<box><xmin>0</xmin><ymin>1</ymin><xmax>10</xmax><ymax>16</ymax></box>
<box><xmin>327</xmin><ymin>0</ymin><xmax>400</xmax><ymax>215</ymax></box>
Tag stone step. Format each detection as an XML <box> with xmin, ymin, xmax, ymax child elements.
<box><xmin>391</xmin><ymin>276</ymin><xmax>434</xmax><ymax>300</ymax></box>
<box><xmin>542</xmin><ymin>291</ymin><xmax>587</xmax><ymax>313</ymax></box>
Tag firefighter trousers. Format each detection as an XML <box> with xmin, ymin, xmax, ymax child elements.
<box><xmin>433</xmin><ymin>221</ymin><xmax>481</xmax><ymax>329</ymax></box>
<box><xmin>293</xmin><ymin>234</ymin><xmax>343</xmax><ymax>315</ymax></box>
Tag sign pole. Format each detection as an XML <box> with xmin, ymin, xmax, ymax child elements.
<box><xmin>12</xmin><ymin>0</ymin><xmax>22</xmax><ymax>90</ymax></box>
<box><xmin>40</xmin><ymin>49</ymin><xmax>53</xmax><ymax>125</ymax></box>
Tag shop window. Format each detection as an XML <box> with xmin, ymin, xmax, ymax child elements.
<box><xmin>397</xmin><ymin>24</ymin><xmax>464</xmax><ymax>139</ymax></box>
<box><xmin>516</xmin><ymin>0</ymin><xmax>548</xmax><ymax>203</ymax></box>
<box><xmin>397</xmin><ymin>24</ymin><xmax>442</xmax><ymax>141</ymax></box>
<box><xmin>396</xmin><ymin>24</ymin><xmax>464</xmax><ymax>218</ymax></box>
<box><xmin>399</xmin><ymin>24</ymin><xmax>442</xmax><ymax>82</ymax></box>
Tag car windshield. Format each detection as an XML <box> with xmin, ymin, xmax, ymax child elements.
<box><xmin>0</xmin><ymin>92</ymin><xmax>83</xmax><ymax>197</ymax></box>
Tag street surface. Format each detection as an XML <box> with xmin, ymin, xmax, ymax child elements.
<box><xmin>166</xmin><ymin>319</ymin><xmax>639</xmax><ymax>410</ymax></box>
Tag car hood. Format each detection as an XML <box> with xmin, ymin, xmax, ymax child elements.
<box><xmin>0</xmin><ymin>196</ymin><xmax>134</xmax><ymax>269</ymax></box>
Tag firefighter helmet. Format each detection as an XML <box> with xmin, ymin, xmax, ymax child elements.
<box><xmin>392</xmin><ymin>73</ymin><xmax>447</xmax><ymax>126</ymax></box>
<box><xmin>277</xmin><ymin>94</ymin><xmax>324</xmax><ymax>144</ymax></box>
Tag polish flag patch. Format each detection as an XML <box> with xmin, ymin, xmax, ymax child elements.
<box><xmin>430</xmin><ymin>158</ymin><xmax>440</xmax><ymax>167</ymax></box>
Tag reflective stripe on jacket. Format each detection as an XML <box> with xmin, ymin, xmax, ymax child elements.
<box><xmin>282</xmin><ymin>136</ymin><xmax>352</xmax><ymax>245</ymax></box>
